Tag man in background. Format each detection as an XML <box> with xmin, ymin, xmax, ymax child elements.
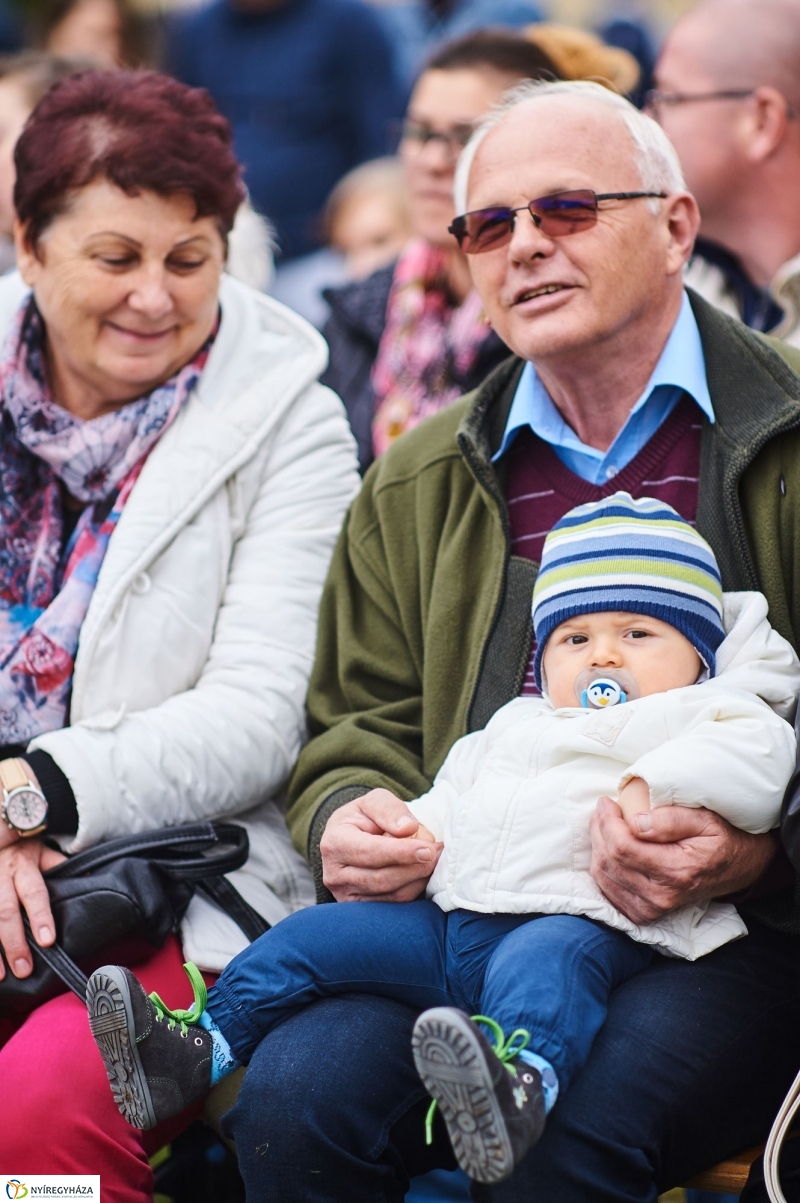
<box><xmin>650</xmin><ymin>0</ymin><xmax>800</xmax><ymax>345</ymax></box>
<box><xmin>165</xmin><ymin>0</ymin><xmax>405</xmax><ymax>262</ymax></box>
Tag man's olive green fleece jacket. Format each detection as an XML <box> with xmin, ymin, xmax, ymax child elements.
<box><xmin>287</xmin><ymin>291</ymin><xmax>800</xmax><ymax>934</ymax></box>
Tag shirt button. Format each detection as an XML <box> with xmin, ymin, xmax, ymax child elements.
<box><xmin>605</xmin><ymin>465</ymin><xmax>618</xmax><ymax>479</ymax></box>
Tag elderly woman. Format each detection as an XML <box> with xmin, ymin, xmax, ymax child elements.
<box><xmin>322</xmin><ymin>29</ymin><xmax>558</xmax><ymax>474</ymax></box>
<box><xmin>0</xmin><ymin>69</ymin><xmax>358</xmax><ymax>1194</ymax></box>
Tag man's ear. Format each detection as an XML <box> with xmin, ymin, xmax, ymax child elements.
<box><xmin>745</xmin><ymin>86</ymin><xmax>793</xmax><ymax>163</ymax></box>
<box><xmin>13</xmin><ymin>219</ymin><xmax>38</xmax><ymax>286</ymax></box>
<box><xmin>664</xmin><ymin>192</ymin><xmax>700</xmax><ymax>277</ymax></box>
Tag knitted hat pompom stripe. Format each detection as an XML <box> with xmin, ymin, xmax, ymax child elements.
<box><xmin>531</xmin><ymin>492</ymin><xmax>725</xmax><ymax>692</ymax></box>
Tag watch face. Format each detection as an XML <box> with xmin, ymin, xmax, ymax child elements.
<box><xmin>6</xmin><ymin>788</ymin><xmax>47</xmax><ymax>831</ymax></box>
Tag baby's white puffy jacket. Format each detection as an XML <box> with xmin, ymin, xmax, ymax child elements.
<box><xmin>408</xmin><ymin>592</ymin><xmax>800</xmax><ymax>960</ymax></box>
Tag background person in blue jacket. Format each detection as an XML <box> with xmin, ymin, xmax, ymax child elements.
<box><xmin>165</xmin><ymin>0</ymin><xmax>406</xmax><ymax>262</ymax></box>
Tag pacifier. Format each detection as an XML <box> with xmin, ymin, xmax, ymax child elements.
<box><xmin>574</xmin><ymin>667</ymin><xmax>640</xmax><ymax>709</ymax></box>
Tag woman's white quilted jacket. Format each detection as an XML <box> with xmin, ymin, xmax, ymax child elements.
<box><xmin>0</xmin><ymin>271</ymin><xmax>360</xmax><ymax>973</ymax></box>
<box><xmin>409</xmin><ymin>593</ymin><xmax>800</xmax><ymax>960</ymax></box>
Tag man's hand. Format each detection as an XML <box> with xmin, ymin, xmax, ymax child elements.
<box><xmin>320</xmin><ymin>788</ymin><xmax>443</xmax><ymax>902</ymax></box>
<box><xmin>590</xmin><ymin>797</ymin><xmax>775</xmax><ymax>925</ymax></box>
<box><xmin>0</xmin><ymin>838</ymin><xmax>66</xmax><ymax>980</ymax></box>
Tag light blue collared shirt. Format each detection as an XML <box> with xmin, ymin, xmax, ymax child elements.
<box><xmin>492</xmin><ymin>292</ymin><xmax>715</xmax><ymax>484</ymax></box>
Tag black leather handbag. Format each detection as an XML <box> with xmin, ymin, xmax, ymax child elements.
<box><xmin>0</xmin><ymin>821</ymin><xmax>270</xmax><ymax>1016</ymax></box>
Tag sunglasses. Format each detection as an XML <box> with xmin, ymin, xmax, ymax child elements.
<box><xmin>448</xmin><ymin>189</ymin><xmax>667</xmax><ymax>254</ymax></box>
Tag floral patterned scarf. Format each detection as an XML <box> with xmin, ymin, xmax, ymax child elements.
<box><xmin>0</xmin><ymin>298</ymin><xmax>213</xmax><ymax>744</ymax></box>
<box><xmin>371</xmin><ymin>238</ymin><xmax>489</xmax><ymax>458</ymax></box>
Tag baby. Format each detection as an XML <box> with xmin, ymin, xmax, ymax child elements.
<box><xmin>86</xmin><ymin>493</ymin><xmax>800</xmax><ymax>1185</ymax></box>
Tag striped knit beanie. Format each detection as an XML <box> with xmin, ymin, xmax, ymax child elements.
<box><xmin>531</xmin><ymin>492</ymin><xmax>725</xmax><ymax>692</ymax></box>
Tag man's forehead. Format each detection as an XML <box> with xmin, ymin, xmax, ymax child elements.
<box><xmin>657</xmin><ymin>0</ymin><xmax>800</xmax><ymax>93</ymax></box>
<box><xmin>656</xmin><ymin>16</ymin><xmax>719</xmax><ymax>85</ymax></box>
<box><xmin>467</xmin><ymin>97</ymin><xmax>639</xmax><ymax>204</ymax></box>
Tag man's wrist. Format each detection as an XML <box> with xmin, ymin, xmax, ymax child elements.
<box><xmin>719</xmin><ymin>832</ymin><xmax>790</xmax><ymax>903</ymax></box>
<box><xmin>309</xmin><ymin>785</ymin><xmax>372</xmax><ymax>904</ymax></box>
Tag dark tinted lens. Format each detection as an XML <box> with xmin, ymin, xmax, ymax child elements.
<box><xmin>462</xmin><ymin>207</ymin><xmax>515</xmax><ymax>252</ymax></box>
<box><xmin>533</xmin><ymin>191</ymin><xmax>598</xmax><ymax>235</ymax></box>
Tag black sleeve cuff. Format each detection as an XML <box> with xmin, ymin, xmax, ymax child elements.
<box><xmin>25</xmin><ymin>750</ymin><xmax>79</xmax><ymax>836</ymax></box>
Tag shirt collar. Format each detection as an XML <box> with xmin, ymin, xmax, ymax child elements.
<box><xmin>493</xmin><ymin>290</ymin><xmax>714</xmax><ymax>462</ymax></box>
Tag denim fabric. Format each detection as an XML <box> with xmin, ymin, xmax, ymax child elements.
<box><xmin>407</xmin><ymin>1169</ymin><xmax>470</xmax><ymax>1202</ymax></box>
<box><xmin>223</xmin><ymin>917</ymin><xmax>800</xmax><ymax>1202</ymax></box>
<box><xmin>207</xmin><ymin>901</ymin><xmax>652</xmax><ymax>1091</ymax></box>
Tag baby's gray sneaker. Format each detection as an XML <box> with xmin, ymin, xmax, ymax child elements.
<box><xmin>86</xmin><ymin>962</ymin><xmax>212</xmax><ymax>1130</ymax></box>
<box><xmin>412</xmin><ymin>1007</ymin><xmax>546</xmax><ymax>1184</ymax></box>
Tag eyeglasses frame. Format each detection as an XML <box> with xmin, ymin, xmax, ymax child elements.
<box><xmin>644</xmin><ymin>87</ymin><xmax>796</xmax><ymax>120</ymax></box>
<box><xmin>396</xmin><ymin>118</ymin><xmax>476</xmax><ymax>160</ymax></box>
<box><xmin>448</xmin><ymin>190</ymin><xmax>668</xmax><ymax>254</ymax></box>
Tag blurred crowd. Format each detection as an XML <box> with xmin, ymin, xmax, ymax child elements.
<box><xmin>0</xmin><ymin>0</ymin><xmax>665</xmax><ymax>477</ymax></box>
<box><xmin>1</xmin><ymin>0</ymin><xmax>795</xmax><ymax>492</ymax></box>
<box><xmin>0</xmin><ymin>0</ymin><xmax>659</xmax><ymax>322</ymax></box>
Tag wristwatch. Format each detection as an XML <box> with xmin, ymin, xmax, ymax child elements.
<box><xmin>0</xmin><ymin>758</ymin><xmax>48</xmax><ymax>837</ymax></box>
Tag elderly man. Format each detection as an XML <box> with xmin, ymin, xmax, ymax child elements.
<box><xmin>651</xmin><ymin>0</ymin><xmax>800</xmax><ymax>344</ymax></box>
<box><xmin>224</xmin><ymin>81</ymin><xmax>800</xmax><ymax>1200</ymax></box>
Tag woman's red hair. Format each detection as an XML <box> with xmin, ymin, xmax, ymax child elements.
<box><xmin>14</xmin><ymin>69</ymin><xmax>246</xmax><ymax>246</ymax></box>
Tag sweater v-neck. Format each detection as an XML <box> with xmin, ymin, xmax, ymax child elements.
<box><xmin>520</xmin><ymin>393</ymin><xmax>702</xmax><ymax>507</ymax></box>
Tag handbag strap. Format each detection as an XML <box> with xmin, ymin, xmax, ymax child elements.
<box><xmin>197</xmin><ymin>877</ymin><xmax>271</xmax><ymax>942</ymax></box>
<box><xmin>44</xmin><ymin>822</ymin><xmax>251</xmax><ymax>882</ymax></box>
<box><xmin>24</xmin><ymin>820</ymin><xmax>273</xmax><ymax>1001</ymax></box>
<box><xmin>763</xmin><ymin>712</ymin><xmax>800</xmax><ymax>1201</ymax></box>
<box><xmin>21</xmin><ymin>914</ymin><xmax>91</xmax><ymax>999</ymax></box>
<box><xmin>764</xmin><ymin>1066</ymin><xmax>800</xmax><ymax>1202</ymax></box>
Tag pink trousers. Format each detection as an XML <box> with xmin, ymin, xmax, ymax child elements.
<box><xmin>0</xmin><ymin>936</ymin><xmax>216</xmax><ymax>1200</ymax></box>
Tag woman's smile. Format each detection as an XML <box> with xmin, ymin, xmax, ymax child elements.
<box><xmin>103</xmin><ymin>320</ymin><xmax>178</xmax><ymax>344</ymax></box>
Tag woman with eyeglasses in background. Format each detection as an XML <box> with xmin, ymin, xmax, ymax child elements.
<box><xmin>321</xmin><ymin>29</ymin><xmax>558</xmax><ymax>474</ymax></box>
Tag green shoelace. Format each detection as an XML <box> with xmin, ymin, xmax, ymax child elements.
<box><xmin>424</xmin><ymin>1016</ymin><xmax>531</xmax><ymax>1145</ymax></box>
<box><xmin>148</xmin><ymin>961</ymin><xmax>207</xmax><ymax>1036</ymax></box>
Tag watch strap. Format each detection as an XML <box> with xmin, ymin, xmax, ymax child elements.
<box><xmin>0</xmin><ymin>757</ymin><xmax>39</xmax><ymax>793</ymax></box>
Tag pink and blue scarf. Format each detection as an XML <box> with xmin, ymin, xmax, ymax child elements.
<box><xmin>0</xmin><ymin>298</ymin><xmax>213</xmax><ymax>744</ymax></box>
<box><xmin>371</xmin><ymin>239</ymin><xmax>489</xmax><ymax>458</ymax></box>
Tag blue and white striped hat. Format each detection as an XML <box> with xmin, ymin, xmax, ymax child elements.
<box><xmin>531</xmin><ymin>492</ymin><xmax>725</xmax><ymax>691</ymax></box>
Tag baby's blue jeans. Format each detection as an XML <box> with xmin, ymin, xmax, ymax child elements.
<box><xmin>206</xmin><ymin>900</ymin><xmax>654</xmax><ymax>1093</ymax></box>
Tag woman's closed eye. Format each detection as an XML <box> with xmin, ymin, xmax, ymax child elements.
<box><xmin>91</xmin><ymin>251</ymin><xmax>208</xmax><ymax>273</ymax></box>
<box><xmin>95</xmin><ymin>252</ymin><xmax>138</xmax><ymax>270</ymax></box>
<box><xmin>166</xmin><ymin>255</ymin><xmax>208</xmax><ymax>274</ymax></box>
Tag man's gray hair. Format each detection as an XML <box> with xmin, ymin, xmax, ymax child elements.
<box><xmin>453</xmin><ymin>79</ymin><xmax>686</xmax><ymax>215</ymax></box>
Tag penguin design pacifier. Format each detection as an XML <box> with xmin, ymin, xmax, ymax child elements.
<box><xmin>574</xmin><ymin>667</ymin><xmax>640</xmax><ymax>710</ymax></box>
<box><xmin>582</xmin><ymin>678</ymin><xmax>625</xmax><ymax>708</ymax></box>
